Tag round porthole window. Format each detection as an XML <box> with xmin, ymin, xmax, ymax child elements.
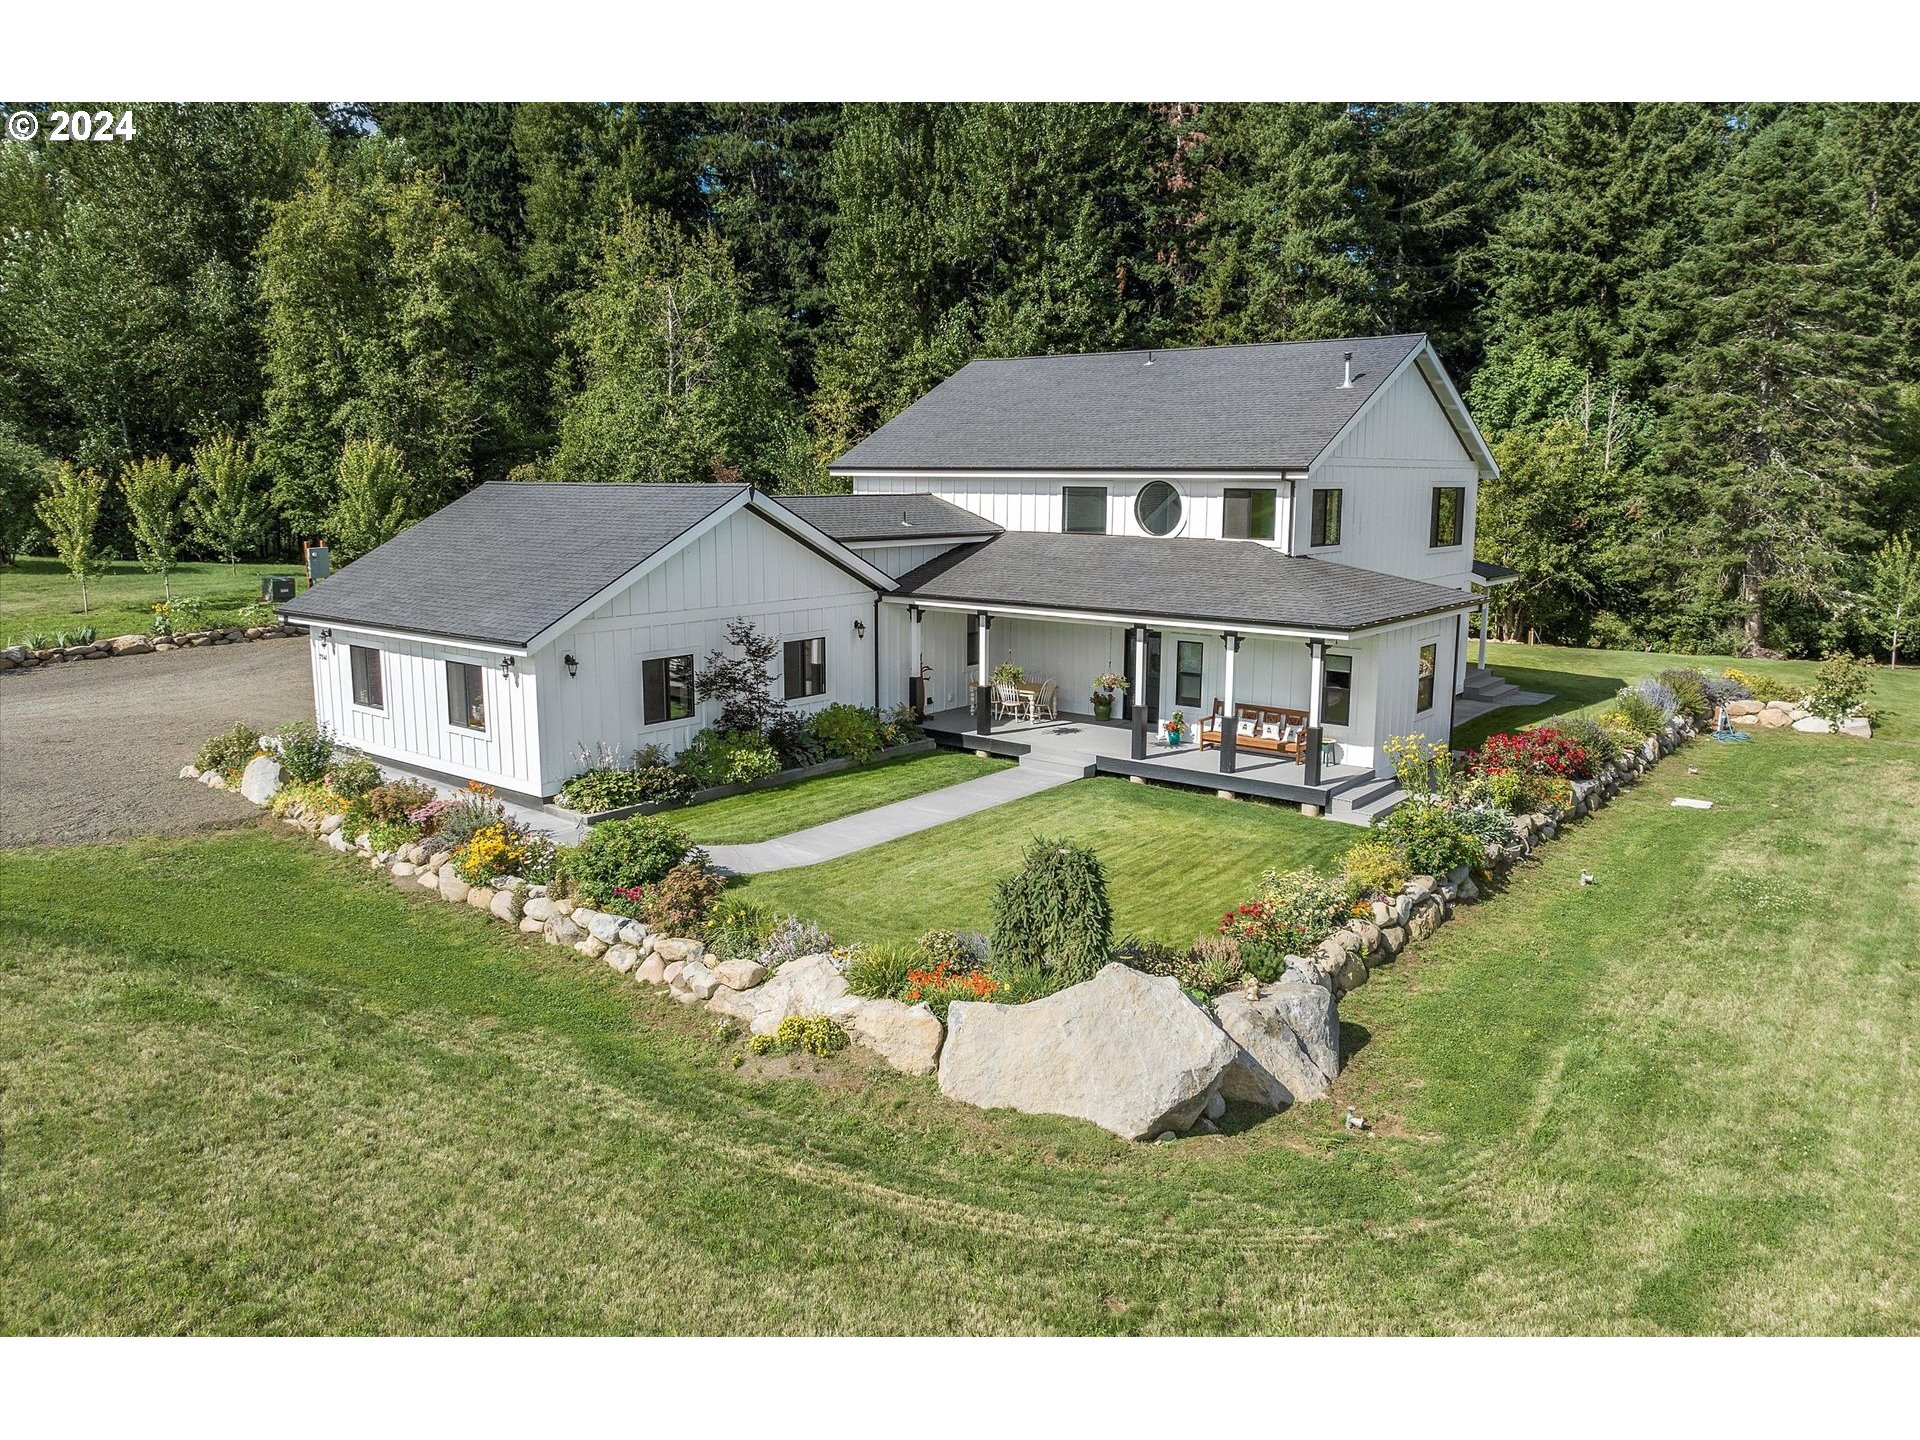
<box><xmin>1135</xmin><ymin>480</ymin><xmax>1183</xmax><ymax>536</ymax></box>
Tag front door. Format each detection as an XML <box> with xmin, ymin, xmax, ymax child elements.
<box><xmin>1122</xmin><ymin>628</ymin><xmax>1163</xmax><ymax>724</ymax></box>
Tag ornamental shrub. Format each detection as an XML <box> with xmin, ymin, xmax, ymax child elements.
<box><xmin>703</xmin><ymin>897</ymin><xmax>777</xmax><ymax>959</ymax></box>
<box><xmin>747</xmin><ymin>1014</ymin><xmax>848</xmax><ymax>1058</ymax></box>
<box><xmin>1555</xmin><ymin>715</ymin><xmax>1619</xmax><ymax>770</ymax></box>
<box><xmin>612</xmin><ymin>857</ymin><xmax>725</xmax><ymax>930</ymax></box>
<box><xmin>1700</xmin><ymin>672</ymin><xmax>1750</xmax><ymax>706</ymax></box>
<box><xmin>1612</xmin><ymin>687</ymin><xmax>1667</xmax><ymax>738</ymax></box>
<box><xmin>1809</xmin><ymin>651</ymin><xmax>1875</xmax><ymax>724</ymax></box>
<box><xmin>1627</xmin><ymin>677</ymin><xmax>1679</xmax><ymax>722</ymax></box>
<box><xmin>989</xmin><ymin>835</ymin><xmax>1113</xmax><ymax>983</ymax></box>
<box><xmin>1339</xmin><ymin>837</ymin><xmax>1409</xmax><ymax>901</ymax></box>
<box><xmin>765</xmin><ymin>710</ymin><xmax>827</xmax><ymax>769</ymax></box>
<box><xmin>1382</xmin><ymin>733</ymin><xmax>1460</xmax><ymax>799</ymax></box>
<box><xmin>675</xmin><ymin>727</ymin><xmax>781</xmax><ymax>788</ymax></box>
<box><xmin>275</xmin><ymin>720</ymin><xmax>336</xmax><ymax>785</ymax></box>
<box><xmin>1472</xmin><ymin>726</ymin><xmax>1591</xmax><ymax>781</ymax></box>
<box><xmin>843</xmin><ymin>942</ymin><xmax>915</xmax><ymax>1000</ymax></box>
<box><xmin>1219</xmin><ymin>869</ymin><xmax>1351</xmax><ymax>980</ymax></box>
<box><xmin>1654</xmin><ymin>668</ymin><xmax>1713</xmax><ymax>727</ymax></box>
<box><xmin>359</xmin><ymin>780</ymin><xmax>435</xmax><ymax>826</ymax></box>
<box><xmin>567</xmin><ymin>814</ymin><xmax>699</xmax><ymax>905</ymax></box>
<box><xmin>196</xmin><ymin>722</ymin><xmax>262</xmax><ymax>780</ymax></box>
<box><xmin>326</xmin><ymin>755</ymin><xmax>383</xmax><ymax>800</ymax></box>
<box><xmin>558</xmin><ymin>764</ymin><xmax>695</xmax><ymax>813</ymax></box>
<box><xmin>1723</xmin><ymin>666</ymin><xmax>1798</xmax><ymax>703</ymax></box>
<box><xmin>879</xmin><ymin>703</ymin><xmax>924</xmax><ymax>747</ymax></box>
<box><xmin>454</xmin><ymin>821</ymin><xmax>526</xmax><ymax>885</ymax></box>
<box><xmin>807</xmin><ymin>703</ymin><xmax>887</xmax><ymax>764</ymax></box>
<box><xmin>1117</xmin><ymin>934</ymin><xmax>1245</xmax><ymax>996</ymax></box>
<box><xmin>763</xmin><ymin>914</ymin><xmax>834</xmax><ymax>971</ymax></box>
<box><xmin>1451</xmin><ymin>803</ymin><xmax>1520</xmax><ymax>849</ymax></box>
<box><xmin>914</xmin><ymin>928</ymin><xmax>988</xmax><ymax>973</ymax></box>
<box><xmin>1373</xmin><ymin>800</ymin><xmax>1481</xmax><ymax>877</ymax></box>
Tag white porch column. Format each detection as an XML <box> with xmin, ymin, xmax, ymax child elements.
<box><xmin>909</xmin><ymin>604</ymin><xmax>926</xmax><ymax>715</ymax></box>
<box><xmin>1455</xmin><ymin>611</ymin><xmax>1470</xmax><ymax>695</ymax></box>
<box><xmin>1218</xmin><ymin>631</ymin><xmax>1240</xmax><ymax>774</ymax></box>
<box><xmin>1130</xmin><ymin>624</ymin><xmax>1149</xmax><ymax>760</ymax></box>
<box><xmin>1477</xmin><ymin>595</ymin><xmax>1490</xmax><ymax>672</ymax></box>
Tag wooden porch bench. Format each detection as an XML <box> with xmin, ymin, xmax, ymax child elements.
<box><xmin>1197</xmin><ymin>700</ymin><xmax>1309</xmax><ymax>760</ymax></box>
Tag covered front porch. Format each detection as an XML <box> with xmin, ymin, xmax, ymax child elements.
<box><xmin>920</xmin><ymin>707</ymin><xmax>1380</xmax><ymax>812</ymax></box>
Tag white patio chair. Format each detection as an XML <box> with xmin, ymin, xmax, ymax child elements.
<box><xmin>993</xmin><ymin>682</ymin><xmax>1026</xmax><ymax>722</ymax></box>
<box><xmin>1036</xmin><ymin>680</ymin><xmax>1059</xmax><ymax>720</ymax></box>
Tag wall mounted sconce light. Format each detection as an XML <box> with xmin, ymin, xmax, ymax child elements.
<box><xmin>500</xmin><ymin>655</ymin><xmax>516</xmax><ymax>672</ymax></box>
<box><xmin>853</xmin><ymin>619</ymin><xmax>867</xmax><ymax>640</ymax></box>
<box><xmin>318</xmin><ymin>627</ymin><xmax>332</xmax><ymax>642</ymax></box>
<box><xmin>564</xmin><ymin>652</ymin><xmax>579</xmax><ymax>678</ymax></box>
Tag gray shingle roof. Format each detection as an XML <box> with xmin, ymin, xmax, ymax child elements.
<box><xmin>280</xmin><ymin>482</ymin><xmax>749</xmax><ymax>648</ymax></box>
<box><xmin>832</xmin><ymin>334</ymin><xmax>1428</xmax><ymax>473</ymax></box>
<box><xmin>1471</xmin><ymin>559</ymin><xmax>1518</xmax><ymax>584</ymax></box>
<box><xmin>773</xmin><ymin>493</ymin><xmax>1003</xmax><ymax>542</ymax></box>
<box><xmin>891</xmin><ymin>532</ymin><xmax>1476</xmax><ymax>635</ymax></box>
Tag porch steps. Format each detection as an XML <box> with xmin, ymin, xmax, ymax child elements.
<box><xmin>1325</xmin><ymin>774</ymin><xmax>1406</xmax><ymax>827</ymax></box>
<box><xmin>1018</xmin><ymin>750</ymin><xmax>1099</xmax><ymax>781</ymax></box>
<box><xmin>1460</xmin><ymin>670</ymin><xmax>1523</xmax><ymax>706</ymax></box>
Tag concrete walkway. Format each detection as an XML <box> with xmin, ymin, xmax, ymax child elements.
<box><xmin>703</xmin><ymin>758</ymin><xmax>1084</xmax><ymax>874</ymax></box>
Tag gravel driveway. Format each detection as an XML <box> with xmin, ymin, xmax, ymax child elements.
<box><xmin>0</xmin><ymin>640</ymin><xmax>314</xmax><ymax>846</ymax></box>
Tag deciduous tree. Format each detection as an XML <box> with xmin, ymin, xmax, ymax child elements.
<box><xmin>188</xmin><ymin>433</ymin><xmax>272</xmax><ymax>571</ymax></box>
<box><xmin>118</xmin><ymin>455</ymin><xmax>191</xmax><ymax>601</ymax></box>
<box><xmin>326</xmin><ymin>438</ymin><xmax>413</xmax><ymax>563</ymax></box>
<box><xmin>33</xmin><ymin>462</ymin><xmax>109</xmax><ymax>612</ymax></box>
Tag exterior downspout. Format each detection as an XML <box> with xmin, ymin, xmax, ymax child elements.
<box><xmin>872</xmin><ymin>593</ymin><xmax>882</xmax><ymax>711</ymax></box>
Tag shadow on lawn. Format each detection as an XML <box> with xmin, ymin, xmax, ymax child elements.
<box><xmin>1453</xmin><ymin>662</ymin><xmax>1628</xmax><ymax>749</ymax></box>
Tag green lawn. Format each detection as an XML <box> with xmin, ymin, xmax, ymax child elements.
<box><xmin>675</xmin><ymin>750</ymin><xmax>1010</xmax><ymax>845</ymax></box>
<box><xmin>733</xmin><ymin>777</ymin><xmax>1354</xmax><ymax>944</ymax></box>
<box><xmin>0</xmin><ymin>555</ymin><xmax>291</xmax><ymax>646</ymax></box>
<box><xmin>2</xmin><ymin>644</ymin><xmax>1915</xmax><ymax>1333</ymax></box>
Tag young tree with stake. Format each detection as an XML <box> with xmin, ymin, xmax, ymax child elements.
<box><xmin>1861</xmin><ymin>533</ymin><xmax>1920</xmax><ymax>668</ymax></box>
<box><xmin>119</xmin><ymin>455</ymin><xmax>191</xmax><ymax>602</ymax></box>
<box><xmin>33</xmin><ymin>463</ymin><xmax>110</xmax><ymax>613</ymax></box>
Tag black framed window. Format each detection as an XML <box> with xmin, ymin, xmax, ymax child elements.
<box><xmin>1429</xmin><ymin>486</ymin><xmax>1465</xmax><ymax>547</ymax></box>
<box><xmin>1134</xmin><ymin>481</ymin><xmax>1183</xmax><ymax>536</ymax></box>
<box><xmin>350</xmin><ymin>644</ymin><xmax>384</xmax><ymax>709</ymax></box>
<box><xmin>1311</xmin><ymin>488</ymin><xmax>1344</xmax><ymax>547</ymax></box>
<box><xmin>1416</xmin><ymin>643</ymin><xmax>1437</xmax><ymax>713</ymax></box>
<box><xmin>1174</xmin><ymin>640</ymin><xmax>1204</xmax><ymax>709</ymax></box>
<box><xmin>1322</xmin><ymin>653</ymin><xmax>1352</xmax><ymax>726</ymax></box>
<box><xmin>1062</xmin><ymin>486</ymin><xmax>1107</xmax><ymax>534</ymax></box>
<box><xmin>783</xmin><ymin>637</ymin><xmax>827</xmax><ymax>699</ymax></box>
<box><xmin>1222</xmin><ymin>487</ymin><xmax>1276</xmax><ymax>541</ymax></box>
<box><xmin>446</xmin><ymin>661</ymin><xmax>486</xmax><ymax>732</ymax></box>
<box><xmin>642</xmin><ymin>653</ymin><xmax>695</xmax><ymax>725</ymax></box>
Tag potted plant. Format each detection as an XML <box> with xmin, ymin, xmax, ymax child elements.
<box><xmin>1165</xmin><ymin>709</ymin><xmax>1187</xmax><ymax>746</ymax></box>
<box><xmin>1090</xmin><ymin>671</ymin><xmax>1129</xmax><ymax>722</ymax></box>
<box><xmin>990</xmin><ymin>662</ymin><xmax>1026</xmax><ymax>687</ymax></box>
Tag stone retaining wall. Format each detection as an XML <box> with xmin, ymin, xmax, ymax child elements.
<box><xmin>1</xmin><ymin>622</ymin><xmax>304</xmax><ymax>673</ymax></box>
<box><xmin>193</xmin><ymin>711</ymin><xmax>1701</xmax><ymax>1143</ymax></box>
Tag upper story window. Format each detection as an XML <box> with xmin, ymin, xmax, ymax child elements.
<box><xmin>446</xmin><ymin>661</ymin><xmax>486</xmax><ymax>732</ymax></box>
<box><xmin>1134</xmin><ymin>481</ymin><xmax>1183</xmax><ymax>536</ymax></box>
<box><xmin>1222</xmin><ymin>488</ymin><xmax>1276</xmax><ymax>541</ymax></box>
<box><xmin>1429</xmin><ymin>486</ymin><xmax>1466</xmax><ymax>548</ymax></box>
<box><xmin>1310</xmin><ymin>488</ymin><xmax>1344</xmax><ymax>548</ymax></box>
<box><xmin>1062</xmin><ymin>486</ymin><xmax>1107</xmax><ymax>534</ymax></box>
<box><xmin>350</xmin><ymin>644</ymin><xmax>384</xmax><ymax>709</ymax></box>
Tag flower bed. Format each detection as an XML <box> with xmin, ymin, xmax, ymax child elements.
<box><xmin>556</xmin><ymin>739</ymin><xmax>937</xmax><ymax>822</ymax></box>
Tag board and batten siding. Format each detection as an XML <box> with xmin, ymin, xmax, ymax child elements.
<box><xmin>532</xmin><ymin>507</ymin><xmax>878</xmax><ymax>793</ymax></box>
<box><xmin>308</xmin><ymin>628</ymin><xmax>544</xmax><ymax>795</ymax></box>
<box><xmin>1367</xmin><ymin>614</ymin><xmax>1458</xmax><ymax>766</ymax></box>
<box><xmin>850</xmin><ymin>473</ymin><xmax>1296</xmax><ymax>548</ymax></box>
<box><xmin>1295</xmin><ymin>362</ymin><xmax>1480</xmax><ymax>591</ymax></box>
<box><xmin>844</xmin><ymin>539</ymin><xmax>971</xmax><ymax>580</ymax></box>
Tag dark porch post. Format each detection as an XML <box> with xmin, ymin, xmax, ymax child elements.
<box><xmin>973</xmin><ymin>610</ymin><xmax>993</xmax><ymax>735</ymax></box>
<box><xmin>1219</xmin><ymin>630</ymin><xmax>1240</xmax><ymax>773</ymax></box>
<box><xmin>1130</xmin><ymin>624</ymin><xmax>1149</xmax><ymax>760</ymax></box>
<box><xmin>1303</xmin><ymin>638</ymin><xmax>1326</xmax><ymax>789</ymax></box>
<box><xmin>907</xmin><ymin>605</ymin><xmax>925</xmax><ymax>718</ymax></box>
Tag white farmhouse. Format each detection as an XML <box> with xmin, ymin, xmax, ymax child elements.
<box><xmin>282</xmin><ymin>333</ymin><xmax>1515</xmax><ymax>819</ymax></box>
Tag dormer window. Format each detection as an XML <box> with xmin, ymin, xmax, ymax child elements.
<box><xmin>1223</xmin><ymin>488</ymin><xmax>1276</xmax><ymax>541</ymax></box>
<box><xmin>1134</xmin><ymin>481</ymin><xmax>1183</xmax><ymax>536</ymax></box>
<box><xmin>1062</xmin><ymin>486</ymin><xmax>1107</xmax><ymax>534</ymax></box>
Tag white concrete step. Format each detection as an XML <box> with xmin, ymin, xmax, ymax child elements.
<box><xmin>1327</xmin><ymin>781</ymin><xmax>1406</xmax><ymax>827</ymax></box>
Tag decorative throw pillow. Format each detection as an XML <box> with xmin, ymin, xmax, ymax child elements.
<box><xmin>1260</xmin><ymin>722</ymin><xmax>1281</xmax><ymax>740</ymax></box>
<box><xmin>1282</xmin><ymin>723</ymin><xmax>1301</xmax><ymax>742</ymax></box>
<box><xmin>1237</xmin><ymin>718</ymin><xmax>1258</xmax><ymax>736</ymax></box>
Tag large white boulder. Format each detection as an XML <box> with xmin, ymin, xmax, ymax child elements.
<box><xmin>709</xmin><ymin>954</ymin><xmax>849</xmax><ymax>1036</ymax></box>
<box><xmin>937</xmin><ymin>964</ymin><xmax>1236</xmax><ymax>1141</ymax></box>
<box><xmin>238</xmin><ymin>754</ymin><xmax>283</xmax><ymax>805</ymax></box>
<box><xmin>831</xmin><ymin>996</ymin><xmax>943</xmax><ymax>1076</ymax></box>
<box><xmin>1211</xmin><ymin>980</ymin><xmax>1340</xmax><ymax>1110</ymax></box>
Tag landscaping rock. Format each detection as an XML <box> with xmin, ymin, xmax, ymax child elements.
<box><xmin>1408</xmin><ymin>901</ymin><xmax>1442</xmax><ymax>942</ymax></box>
<box><xmin>1205</xmin><ymin>1091</ymin><xmax>1227</xmax><ymax>1121</ymax></box>
<box><xmin>238</xmin><ymin>760</ymin><xmax>282</xmax><ymax>806</ymax></box>
<box><xmin>649</xmin><ymin>935</ymin><xmax>705</xmax><ymax>965</ymax></box>
<box><xmin>519</xmin><ymin>916</ymin><xmax>545</xmax><ymax>935</ymax></box>
<box><xmin>200</xmin><ymin>770</ymin><xmax>225</xmax><ymax>788</ymax></box>
<box><xmin>391</xmin><ymin>861</ymin><xmax>416</xmax><ymax>878</ymax></box>
<box><xmin>109</xmin><ymin>634</ymin><xmax>153</xmax><ymax>656</ymax></box>
<box><xmin>604</xmin><ymin>944</ymin><xmax>641</xmax><ymax>974</ymax></box>
<box><xmin>1839</xmin><ymin>717</ymin><xmax>1872</xmax><ymax>739</ymax></box>
<box><xmin>636</xmin><ymin>955</ymin><xmax>667</xmax><ymax>986</ymax></box>
<box><xmin>438</xmin><ymin>871</ymin><xmax>471</xmax><ymax>904</ymax></box>
<box><xmin>937</xmin><ymin>964</ymin><xmax>1236</xmax><ymax>1141</ymax></box>
<box><xmin>574</xmin><ymin>936</ymin><xmax>608</xmax><ymax>960</ymax></box>
<box><xmin>1369</xmin><ymin>900</ymin><xmax>1393</xmax><ymax>927</ymax></box>
<box><xmin>490</xmin><ymin>889</ymin><xmax>522</xmax><ymax>924</ymax></box>
<box><xmin>179</xmin><ymin>764</ymin><xmax>201</xmax><ymax>780</ymax></box>
<box><xmin>522</xmin><ymin>896</ymin><xmax>558</xmax><ymax>924</ymax></box>
<box><xmin>325</xmin><ymin>829</ymin><xmax>350</xmax><ymax>852</ymax></box>
<box><xmin>544</xmin><ymin>914</ymin><xmax>582</xmax><ymax>946</ymax></box>
<box><xmin>830</xmin><ymin>996</ymin><xmax>943</xmax><ymax>1076</ymax></box>
<box><xmin>1727</xmin><ymin>698</ymin><xmax>1762</xmax><ymax>717</ymax></box>
<box><xmin>578</xmin><ymin>909</ymin><xmax>627</xmax><ymax>947</ymax></box>
<box><xmin>674</xmin><ymin>958</ymin><xmax>720</xmax><ymax>1000</ymax></box>
<box><xmin>1347</xmin><ymin>920</ymin><xmax>1382</xmax><ymax>955</ymax></box>
<box><xmin>662</xmin><ymin>960</ymin><xmax>686</xmax><ymax>986</ymax></box>
<box><xmin>1791</xmin><ymin>715</ymin><xmax>1835</xmax><ymax>734</ymax></box>
<box><xmin>1458</xmin><ymin>877</ymin><xmax>1480</xmax><ymax>903</ymax></box>
<box><xmin>1757</xmin><ymin>707</ymin><xmax>1791</xmax><ymax>729</ymax></box>
<box><xmin>706</xmin><ymin>986</ymin><xmax>759</xmax><ymax>1024</ymax></box>
<box><xmin>1213</xmin><ymin>984</ymin><xmax>1338</xmax><ymax>1110</ymax></box>
<box><xmin>466</xmin><ymin>885</ymin><xmax>496</xmax><ymax>910</ymax></box>
<box><xmin>617</xmin><ymin>920</ymin><xmax>648</xmax><ymax>947</ymax></box>
<box><xmin>1330</xmin><ymin>951</ymin><xmax>1368</xmax><ymax>995</ymax></box>
<box><xmin>712</xmin><ymin>958</ymin><xmax>767</xmax><ymax>991</ymax></box>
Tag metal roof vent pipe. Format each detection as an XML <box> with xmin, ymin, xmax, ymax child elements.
<box><xmin>1342</xmin><ymin>351</ymin><xmax>1354</xmax><ymax>388</ymax></box>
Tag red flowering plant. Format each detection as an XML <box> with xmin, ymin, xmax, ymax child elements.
<box><xmin>1217</xmin><ymin>869</ymin><xmax>1351</xmax><ymax>980</ymax></box>
<box><xmin>901</xmin><ymin>959</ymin><xmax>1000</xmax><ymax>1020</ymax></box>
<box><xmin>1471</xmin><ymin>726</ymin><xmax>1592</xmax><ymax>781</ymax></box>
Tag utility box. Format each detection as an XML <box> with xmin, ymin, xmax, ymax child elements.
<box><xmin>261</xmin><ymin>575</ymin><xmax>296</xmax><ymax>603</ymax></box>
<box><xmin>303</xmin><ymin>541</ymin><xmax>330</xmax><ymax>585</ymax></box>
